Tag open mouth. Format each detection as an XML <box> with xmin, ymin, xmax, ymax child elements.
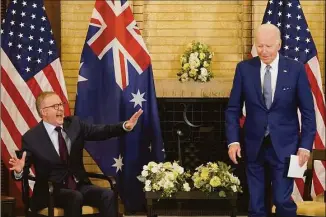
<box><xmin>56</xmin><ymin>114</ymin><xmax>64</xmax><ymax>118</ymax></box>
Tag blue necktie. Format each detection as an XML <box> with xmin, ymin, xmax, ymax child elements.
<box><xmin>263</xmin><ymin>65</ymin><xmax>272</xmax><ymax>136</ymax></box>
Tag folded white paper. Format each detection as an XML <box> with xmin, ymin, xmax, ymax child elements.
<box><xmin>287</xmin><ymin>155</ymin><xmax>307</xmax><ymax>178</ymax></box>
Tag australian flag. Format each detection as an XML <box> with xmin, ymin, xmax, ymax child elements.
<box><xmin>75</xmin><ymin>0</ymin><xmax>165</xmax><ymax>211</ymax></box>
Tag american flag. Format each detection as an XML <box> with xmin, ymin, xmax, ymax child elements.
<box><xmin>1</xmin><ymin>0</ymin><xmax>69</xmax><ymax>191</ymax></box>
<box><xmin>251</xmin><ymin>0</ymin><xmax>325</xmax><ymax>201</ymax></box>
<box><xmin>75</xmin><ymin>0</ymin><xmax>164</xmax><ymax>212</ymax></box>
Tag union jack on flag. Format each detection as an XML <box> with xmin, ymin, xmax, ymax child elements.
<box><xmin>75</xmin><ymin>0</ymin><xmax>164</xmax><ymax>212</ymax></box>
<box><xmin>1</xmin><ymin>0</ymin><xmax>69</xmax><ymax>192</ymax></box>
<box><xmin>251</xmin><ymin>0</ymin><xmax>325</xmax><ymax>201</ymax></box>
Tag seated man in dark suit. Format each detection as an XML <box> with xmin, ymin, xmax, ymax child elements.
<box><xmin>9</xmin><ymin>91</ymin><xmax>143</xmax><ymax>217</ymax></box>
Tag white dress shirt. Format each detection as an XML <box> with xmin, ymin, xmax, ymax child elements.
<box><xmin>43</xmin><ymin>121</ymin><xmax>71</xmax><ymax>155</ymax></box>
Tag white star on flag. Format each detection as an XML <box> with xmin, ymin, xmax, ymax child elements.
<box><xmin>77</xmin><ymin>63</ymin><xmax>88</xmax><ymax>96</ymax></box>
<box><xmin>77</xmin><ymin>63</ymin><xmax>87</xmax><ymax>83</ymax></box>
<box><xmin>130</xmin><ymin>89</ymin><xmax>146</xmax><ymax>108</ymax></box>
<box><xmin>112</xmin><ymin>154</ymin><xmax>124</xmax><ymax>173</ymax></box>
<box><xmin>77</xmin><ymin>74</ymin><xmax>87</xmax><ymax>82</ymax></box>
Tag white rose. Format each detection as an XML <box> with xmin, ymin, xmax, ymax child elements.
<box><xmin>141</xmin><ymin>170</ymin><xmax>148</xmax><ymax>177</ymax></box>
<box><xmin>166</xmin><ymin>172</ymin><xmax>175</xmax><ymax>181</ymax></box>
<box><xmin>189</xmin><ymin>53</ymin><xmax>197</xmax><ymax>59</ymax></box>
<box><xmin>176</xmin><ymin>166</ymin><xmax>184</xmax><ymax>174</ymax></box>
<box><xmin>189</xmin><ymin>59</ymin><xmax>197</xmax><ymax>69</ymax></box>
<box><xmin>148</xmin><ymin>161</ymin><xmax>157</xmax><ymax>168</ymax></box>
<box><xmin>229</xmin><ymin>174</ymin><xmax>240</xmax><ymax>185</ymax></box>
<box><xmin>145</xmin><ymin>180</ymin><xmax>151</xmax><ymax>186</ymax></box>
<box><xmin>164</xmin><ymin>181</ymin><xmax>174</xmax><ymax>189</ymax></box>
<box><xmin>200</xmin><ymin>68</ymin><xmax>208</xmax><ymax>76</ymax></box>
<box><xmin>163</xmin><ymin>181</ymin><xmax>170</xmax><ymax>189</ymax></box>
<box><xmin>231</xmin><ymin>185</ymin><xmax>237</xmax><ymax>192</ymax></box>
<box><xmin>143</xmin><ymin>165</ymin><xmax>148</xmax><ymax>170</ymax></box>
<box><xmin>183</xmin><ymin>183</ymin><xmax>191</xmax><ymax>191</ymax></box>
<box><xmin>145</xmin><ymin>185</ymin><xmax>152</xmax><ymax>191</ymax></box>
<box><xmin>151</xmin><ymin>167</ymin><xmax>158</xmax><ymax>173</ymax></box>
<box><xmin>198</xmin><ymin>75</ymin><xmax>207</xmax><ymax>82</ymax></box>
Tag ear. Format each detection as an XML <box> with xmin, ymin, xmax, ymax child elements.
<box><xmin>277</xmin><ymin>39</ymin><xmax>282</xmax><ymax>51</ymax></box>
<box><xmin>40</xmin><ymin>108</ymin><xmax>46</xmax><ymax>117</ymax></box>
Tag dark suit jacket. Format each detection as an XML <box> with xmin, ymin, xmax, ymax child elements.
<box><xmin>16</xmin><ymin>116</ymin><xmax>127</xmax><ymax>211</ymax></box>
<box><xmin>225</xmin><ymin>55</ymin><xmax>316</xmax><ymax>162</ymax></box>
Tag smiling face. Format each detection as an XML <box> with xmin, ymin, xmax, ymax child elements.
<box><xmin>255</xmin><ymin>24</ymin><xmax>281</xmax><ymax>65</ymax></box>
<box><xmin>40</xmin><ymin>93</ymin><xmax>65</xmax><ymax>126</ymax></box>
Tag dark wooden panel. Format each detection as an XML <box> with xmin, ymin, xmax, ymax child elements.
<box><xmin>1</xmin><ymin>0</ymin><xmax>8</xmax><ymax>20</ymax></box>
<box><xmin>1</xmin><ymin>160</ymin><xmax>9</xmax><ymax>195</ymax></box>
<box><xmin>44</xmin><ymin>0</ymin><xmax>61</xmax><ymax>56</ymax></box>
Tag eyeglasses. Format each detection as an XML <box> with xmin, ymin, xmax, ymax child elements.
<box><xmin>41</xmin><ymin>102</ymin><xmax>66</xmax><ymax>110</ymax></box>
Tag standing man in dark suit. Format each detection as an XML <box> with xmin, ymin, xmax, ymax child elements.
<box><xmin>225</xmin><ymin>24</ymin><xmax>316</xmax><ymax>217</ymax></box>
<box><xmin>9</xmin><ymin>91</ymin><xmax>143</xmax><ymax>217</ymax></box>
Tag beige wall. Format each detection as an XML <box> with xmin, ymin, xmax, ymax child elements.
<box><xmin>60</xmin><ymin>0</ymin><xmax>325</xmax><ymax>189</ymax></box>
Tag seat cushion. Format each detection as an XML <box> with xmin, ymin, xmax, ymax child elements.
<box><xmin>272</xmin><ymin>201</ymin><xmax>325</xmax><ymax>216</ymax></box>
<box><xmin>38</xmin><ymin>205</ymin><xmax>99</xmax><ymax>216</ymax></box>
<box><xmin>314</xmin><ymin>192</ymin><xmax>324</xmax><ymax>202</ymax></box>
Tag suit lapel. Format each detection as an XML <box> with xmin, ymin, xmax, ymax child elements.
<box><xmin>62</xmin><ymin>118</ymin><xmax>77</xmax><ymax>161</ymax></box>
<box><xmin>252</xmin><ymin>58</ymin><xmax>266</xmax><ymax>109</ymax></box>
<box><xmin>63</xmin><ymin>118</ymin><xmax>75</xmax><ymax>145</ymax></box>
<box><xmin>270</xmin><ymin>55</ymin><xmax>287</xmax><ymax>109</ymax></box>
<box><xmin>37</xmin><ymin>121</ymin><xmax>61</xmax><ymax>162</ymax></box>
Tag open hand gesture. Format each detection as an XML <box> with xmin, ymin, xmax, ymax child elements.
<box><xmin>9</xmin><ymin>151</ymin><xmax>26</xmax><ymax>173</ymax></box>
<box><xmin>124</xmin><ymin>109</ymin><xmax>143</xmax><ymax>130</ymax></box>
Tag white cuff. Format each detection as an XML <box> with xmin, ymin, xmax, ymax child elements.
<box><xmin>123</xmin><ymin>121</ymin><xmax>132</xmax><ymax>132</ymax></box>
<box><xmin>298</xmin><ymin>148</ymin><xmax>310</xmax><ymax>153</ymax></box>
<box><xmin>228</xmin><ymin>142</ymin><xmax>240</xmax><ymax>148</ymax></box>
<box><xmin>14</xmin><ymin>170</ymin><xmax>23</xmax><ymax>179</ymax></box>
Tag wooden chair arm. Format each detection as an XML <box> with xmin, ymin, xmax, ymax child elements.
<box><xmin>85</xmin><ymin>172</ymin><xmax>117</xmax><ymax>190</ymax></box>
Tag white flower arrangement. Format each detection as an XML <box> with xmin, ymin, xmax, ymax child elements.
<box><xmin>137</xmin><ymin>161</ymin><xmax>191</xmax><ymax>198</ymax></box>
<box><xmin>192</xmin><ymin>162</ymin><xmax>242</xmax><ymax>197</ymax></box>
<box><xmin>177</xmin><ymin>41</ymin><xmax>214</xmax><ymax>82</ymax></box>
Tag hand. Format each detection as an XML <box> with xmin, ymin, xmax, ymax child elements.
<box><xmin>228</xmin><ymin>144</ymin><xmax>241</xmax><ymax>164</ymax></box>
<box><xmin>9</xmin><ymin>151</ymin><xmax>26</xmax><ymax>173</ymax></box>
<box><xmin>124</xmin><ymin>109</ymin><xmax>143</xmax><ymax>130</ymax></box>
<box><xmin>297</xmin><ymin>149</ymin><xmax>310</xmax><ymax>167</ymax></box>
